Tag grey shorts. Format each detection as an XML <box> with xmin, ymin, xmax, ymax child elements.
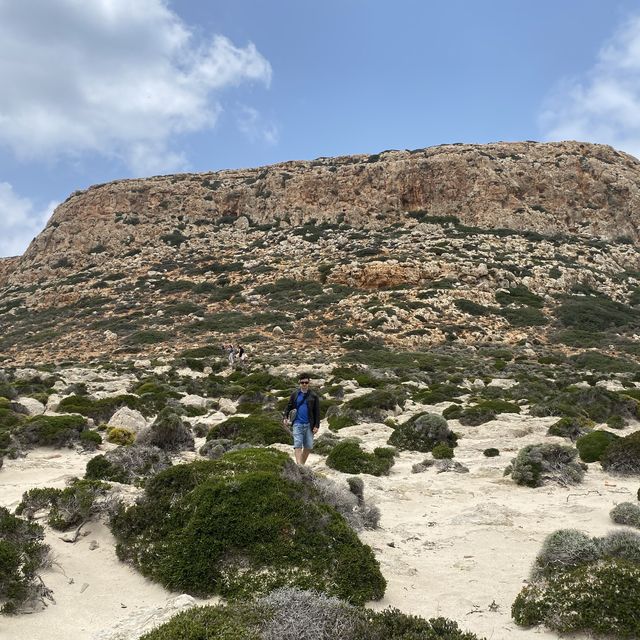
<box><xmin>292</xmin><ymin>422</ymin><xmax>313</xmax><ymax>449</ymax></box>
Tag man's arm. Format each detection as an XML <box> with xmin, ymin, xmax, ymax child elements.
<box><xmin>282</xmin><ymin>392</ymin><xmax>295</xmax><ymax>422</ymax></box>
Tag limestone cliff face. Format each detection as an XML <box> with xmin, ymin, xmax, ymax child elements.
<box><xmin>3</xmin><ymin>140</ymin><xmax>640</xmax><ymax>285</ymax></box>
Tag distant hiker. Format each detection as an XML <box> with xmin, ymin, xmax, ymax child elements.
<box><xmin>282</xmin><ymin>373</ymin><xmax>320</xmax><ymax>465</ymax></box>
<box><xmin>238</xmin><ymin>345</ymin><xmax>246</xmax><ymax>361</ymax></box>
<box><xmin>226</xmin><ymin>344</ymin><xmax>235</xmax><ymax>366</ymax></box>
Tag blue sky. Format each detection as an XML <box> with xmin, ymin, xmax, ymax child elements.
<box><xmin>1</xmin><ymin>0</ymin><xmax>640</xmax><ymax>257</ymax></box>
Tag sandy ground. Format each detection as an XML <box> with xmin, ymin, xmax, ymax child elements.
<box><xmin>1</xmin><ymin>410</ymin><xmax>638</xmax><ymax>640</ymax></box>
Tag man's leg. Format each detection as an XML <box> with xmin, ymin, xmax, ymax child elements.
<box><xmin>300</xmin><ymin>448</ymin><xmax>311</xmax><ymax>464</ymax></box>
<box><xmin>294</xmin><ymin>447</ymin><xmax>304</xmax><ymax>464</ymax></box>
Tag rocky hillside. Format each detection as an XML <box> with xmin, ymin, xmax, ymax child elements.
<box><xmin>0</xmin><ymin>141</ymin><xmax>639</xmax><ymax>366</ymax></box>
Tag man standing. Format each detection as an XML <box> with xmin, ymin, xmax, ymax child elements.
<box><xmin>282</xmin><ymin>373</ymin><xmax>320</xmax><ymax>465</ymax></box>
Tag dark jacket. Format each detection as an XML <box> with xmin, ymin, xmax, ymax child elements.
<box><xmin>283</xmin><ymin>389</ymin><xmax>320</xmax><ymax>430</ymax></box>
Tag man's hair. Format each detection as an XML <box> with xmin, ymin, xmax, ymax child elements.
<box><xmin>298</xmin><ymin>372</ymin><xmax>312</xmax><ymax>381</ymax></box>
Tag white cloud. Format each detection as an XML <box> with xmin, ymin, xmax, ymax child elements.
<box><xmin>236</xmin><ymin>105</ymin><xmax>279</xmax><ymax>145</ymax></box>
<box><xmin>0</xmin><ymin>182</ymin><xmax>57</xmax><ymax>257</ymax></box>
<box><xmin>540</xmin><ymin>14</ymin><xmax>640</xmax><ymax>158</ymax></box>
<box><xmin>0</xmin><ymin>0</ymin><xmax>272</xmax><ymax>175</ymax></box>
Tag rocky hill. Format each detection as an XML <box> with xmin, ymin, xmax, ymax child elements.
<box><xmin>0</xmin><ymin>140</ymin><xmax>639</xmax><ymax>366</ymax></box>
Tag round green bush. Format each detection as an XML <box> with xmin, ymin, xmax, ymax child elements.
<box><xmin>111</xmin><ymin>448</ymin><xmax>386</xmax><ymax>604</ymax></box>
<box><xmin>513</xmin><ymin>559</ymin><xmax>640</xmax><ymax>637</ymax></box>
<box><xmin>432</xmin><ymin>443</ymin><xmax>454</xmax><ymax>459</ymax></box>
<box><xmin>483</xmin><ymin>448</ymin><xmax>500</xmax><ymax>457</ymax></box>
<box><xmin>576</xmin><ymin>429</ymin><xmax>620</xmax><ymax>463</ymax></box>
<box><xmin>106</xmin><ymin>427</ymin><xmax>135</xmax><ymax>446</ymax></box>
<box><xmin>207</xmin><ymin>414</ymin><xmax>290</xmax><ymax>446</ymax></box>
<box><xmin>387</xmin><ymin>412</ymin><xmax>457</xmax><ymax>452</ymax></box>
<box><xmin>601</xmin><ymin>431</ymin><xmax>640</xmax><ymax>475</ymax></box>
<box><xmin>79</xmin><ymin>429</ymin><xmax>102</xmax><ymax>448</ymax></box>
<box><xmin>457</xmin><ymin>399</ymin><xmax>520</xmax><ymax>426</ymax></box>
<box><xmin>327</xmin><ymin>414</ymin><xmax>357</xmax><ymax>432</ymax></box>
<box><xmin>326</xmin><ymin>441</ymin><xmax>395</xmax><ymax>476</ymax></box>
<box><xmin>610</xmin><ymin>502</ymin><xmax>640</xmax><ymax>528</ymax></box>
<box><xmin>139</xmin><ymin>408</ymin><xmax>194</xmax><ymax>452</ymax></box>
<box><xmin>505</xmin><ymin>443</ymin><xmax>585</xmax><ymax>487</ymax></box>
<box><xmin>547</xmin><ymin>416</ymin><xmax>593</xmax><ymax>440</ymax></box>
<box><xmin>0</xmin><ymin>507</ymin><xmax>50</xmax><ymax>614</ymax></box>
<box><xmin>85</xmin><ymin>445</ymin><xmax>170</xmax><ymax>484</ymax></box>
<box><xmin>17</xmin><ymin>414</ymin><xmax>87</xmax><ymax>448</ymax></box>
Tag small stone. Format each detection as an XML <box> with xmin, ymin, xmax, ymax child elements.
<box><xmin>88</xmin><ymin>540</ymin><xmax>99</xmax><ymax>550</ymax></box>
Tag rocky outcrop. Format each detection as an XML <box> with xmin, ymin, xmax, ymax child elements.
<box><xmin>3</xmin><ymin>141</ymin><xmax>640</xmax><ymax>286</ymax></box>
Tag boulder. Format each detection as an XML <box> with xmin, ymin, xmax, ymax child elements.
<box><xmin>179</xmin><ymin>394</ymin><xmax>208</xmax><ymax>409</ymax></box>
<box><xmin>12</xmin><ymin>397</ymin><xmax>46</xmax><ymax>416</ymax></box>
<box><xmin>108</xmin><ymin>407</ymin><xmax>148</xmax><ymax>433</ymax></box>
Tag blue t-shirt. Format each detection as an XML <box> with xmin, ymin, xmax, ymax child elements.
<box><xmin>294</xmin><ymin>391</ymin><xmax>309</xmax><ymax>424</ymax></box>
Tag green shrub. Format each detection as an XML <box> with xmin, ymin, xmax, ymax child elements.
<box><xmin>138</xmin><ymin>408</ymin><xmax>194</xmax><ymax>452</ymax></box>
<box><xmin>576</xmin><ymin>430</ymin><xmax>620</xmax><ymax>463</ymax></box>
<box><xmin>607</xmin><ymin>414</ymin><xmax>627</xmax><ymax>429</ymax></box>
<box><xmin>85</xmin><ymin>445</ymin><xmax>170</xmax><ymax>485</ymax></box>
<box><xmin>326</xmin><ymin>441</ymin><xmax>395</xmax><ymax>476</ymax></box>
<box><xmin>17</xmin><ymin>414</ymin><xmax>87</xmax><ymax>447</ymax></box>
<box><xmin>456</xmin><ymin>399</ymin><xmax>520</xmax><ymax>426</ymax></box>
<box><xmin>106</xmin><ymin>427</ymin><xmax>136</xmax><ymax>446</ymax></box>
<box><xmin>601</xmin><ymin>431</ymin><xmax>640</xmax><ymax>475</ymax></box>
<box><xmin>111</xmin><ymin>449</ymin><xmax>386</xmax><ymax>604</ymax></box>
<box><xmin>79</xmin><ymin>429</ymin><xmax>102</xmax><ymax>448</ymax></box>
<box><xmin>495</xmin><ymin>285</ymin><xmax>543</xmax><ymax>308</ymax></box>
<box><xmin>57</xmin><ymin>394</ymin><xmax>140</xmax><ymax>422</ymax></box>
<box><xmin>327</xmin><ymin>414</ymin><xmax>357</xmax><ymax>431</ymax></box>
<box><xmin>413</xmin><ymin>383</ymin><xmax>465</xmax><ymax>404</ymax></box>
<box><xmin>504</xmin><ymin>443</ymin><xmax>585</xmax><ymax>487</ymax></box>
<box><xmin>513</xmin><ymin>559</ymin><xmax>640</xmax><ymax>636</ymax></box>
<box><xmin>611</xmin><ymin>502</ymin><xmax>640</xmax><ymax>528</ymax></box>
<box><xmin>140</xmin><ymin>588</ymin><xmax>481</xmax><ymax>640</ymax></box>
<box><xmin>0</xmin><ymin>507</ymin><xmax>50</xmax><ymax>614</ymax></box>
<box><xmin>499</xmin><ymin>306</ymin><xmax>548</xmax><ymax>327</ymax></box>
<box><xmin>344</xmin><ymin>387</ymin><xmax>407</xmax><ymax>421</ymax></box>
<box><xmin>432</xmin><ymin>443</ymin><xmax>454</xmax><ymax>459</ymax></box>
<box><xmin>531</xmin><ymin>386</ymin><xmax>639</xmax><ymax>423</ymax></box>
<box><xmin>16</xmin><ymin>480</ymin><xmax>110</xmax><ymax>531</ymax></box>
<box><xmin>483</xmin><ymin>448</ymin><xmax>500</xmax><ymax>457</ymax></box>
<box><xmin>547</xmin><ymin>416</ymin><xmax>594</xmax><ymax>440</ymax></box>
<box><xmin>387</xmin><ymin>412</ymin><xmax>457</xmax><ymax>452</ymax></box>
<box><xmin>556</xmin><ymin>295</ymin><xmax>638</xmax><ymax>331</ymax></box>
<box><xmin>206</xmin><ymin>414</ymin><xmax>290</xmax><ymax>446</ymax></box>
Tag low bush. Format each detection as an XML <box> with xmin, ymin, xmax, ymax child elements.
<box><xmin>327</xmin><ymin>414</ymin><xmax>357</xmax><ymax>431</ymax></box>
<box><xmin>85</xmin><ymin>445</ymin><xmax>171</xmax><ymax>484</ymax></box>
<box><xmin>206</xmin><ymin>414</ymin><xmax>290</xmax><ymax>446</ymax></box>
<box><xmin>547</xmin><ymin>416</ymin><xmax>594</xmax><ymax>441</ymax></box>
<box><xmin>483</xmin><ymin>448</ymin><xmax>500</xmax><ymax>457</ymax></box>
<box><xmin>611</xmin><ymin>502</ymin><xmax>640</xmax><ymax>528</ymax></box>
<box><xmin>504</xmin><ymin>443</ymin><xmax>585</xmax><ymax>487</ymax></box>
<box><xmin>443</xmin><ymin>399</ymin><xmax>520</xmax><ymax>426</ymax></box>
<box><xmin>106</xmin><ymin>427</ymin><xmax>135</xmax><ymax>446</ymax></box>
<box><xmin>513</xmin><ymin>559</ymin><xmax>640</xmax><ymax>636</ymax></box>
<box><xmin>531</xmin><ymin>386</ymin><xmax>639</xmax><ymax>423</ymax></box>
<box><xmin>16</xmin><ymin>414</ymin><xmax>88</xmax><ymax>448</ymax></box>
<box><xmin>576</xmin><ymin>429</ymin><xmax>620</xmax><ymax>463</ymax></box>
<box><xmin>56</xmin><ymin>394</ymin><xmax>140</xmax><ymax>422</ymax></box>
<box><xmin>313</xmin><ymin>432</ymin><xmax>342</xmax><ymax>455</ymax></box>
<box><xmin>431</xmin><ymin>443</ymin><xmax>454</xmax><ymax>459</ymax></box>
<box><xmin>137</xmin><ymin>408</ymin><xmax>194</xmax><ymax>452</ymax></box>
<box><xmin>601</xmin><ymin>431</ymin><xmax>640</xmax><ymax>475</ymax></box>
<box><xmin>0</xmin><ymin>507</ymin><xmax>51</xmax><ymax>614</ymax></box>
<box><xmin>140</xmin><ymin>588</ymin><xmax>481</xmax><ymax>640</ymax></box>
<box><xmin>79</xmin><ymin>429</ymin><xmax>102</xmax><ymax>449</ymax></box>
<box><xmin>344</xmin><ymin>386</ymin><xmax>407</xmax><ymax>421</ymax></box>
<box><xmin>388</xmin><ymin>412</ymin><xmax>457</xmax><ymax>453</ymax></box>
<box><xmin>412</xmin><ymin>383</ymin><xmax>465</xmax><ymax>404</ymax></box>
<box><xmin>16</xmin><ymin>479</ymin><xmax>110</xmax><ymax>530</ymax></box>
<box><xmin>513</xmin><ymin>528</ymin><xmax>640</xmax><ymax>636</ymax></box>
<box><xmin>326</xmin><ymin>441</ymin><xmax>395</xmax><ymax>476</ymax></box>
<box><xmin>111</xmin><ymin>449</ymin><xmax>386</xmax><ymax>604</ymax></box>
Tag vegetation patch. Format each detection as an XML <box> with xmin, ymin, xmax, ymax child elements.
<box><xmin>601</xmin><ymin>431</ymin><xmax>640</xmax><ymax>475</ymax></box>
<box><xmin>85</xmin><ymin>445</ymin><xmax>171</xmax><ymax>485</ymax></box>
<box><xmin>111</xmin><ymin>448</ymin><xmax>386</xmax><ymax>604</ymax></box>
<box><xmin>576</xmin><ymin>430</ymin><xmax>620</xmax><ymax>463</ymax></box>
<box><xmin>387</xmin><ymin>412</ymin><xmax>457</xmax><ymax>452</ymax></box>
<box><xmin>504</xmin><ymin>443</ymin><xmax>585</xmax><ymax>487</ymax></box>
<box><xmin>16</xmin><ymin>414</ymin><xmax>88</xmax><ymax>448</ymax></box>
<box><xmin>547</xmin><ymin>416</ymin><xmax>594</xmax><ymax>441</ymax></box>
<box><xmin>57</xmin><ymin>394</ymin><xmax>140</xmax><ymax>422</ymax></box>
<box><xmin>140</xmin><ymin>587</ymin><xmax>481</xmax><ymax>640</ymax></box>
<box><xmin>206</xmin><ymin>414</ymin><xmax>290</xmax><ymax>446</ymax></box>
<box><xmin>0</xmin><ymin>507</ymin><xmax>51</xmax><ymax>614</ymax></box>
<box><xmin>326</xmin><ymin>441</ymin><xmax>395</xmax><ymax>476</ymax></box>
<box><xmin>512</xmin><ymin>528</ymin><xmax>640</xmax><ymax>637</ymax></box>
<box><xmin>443</xmin><ymin>399</ymin><xmax>520</xmax><ymax>426</ymax></box>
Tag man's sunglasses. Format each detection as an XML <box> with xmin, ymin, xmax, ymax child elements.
<box><xmin>299</xmin><ymin>381</ymin><xmax>310</xmax><ymax>385</ymax></box>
